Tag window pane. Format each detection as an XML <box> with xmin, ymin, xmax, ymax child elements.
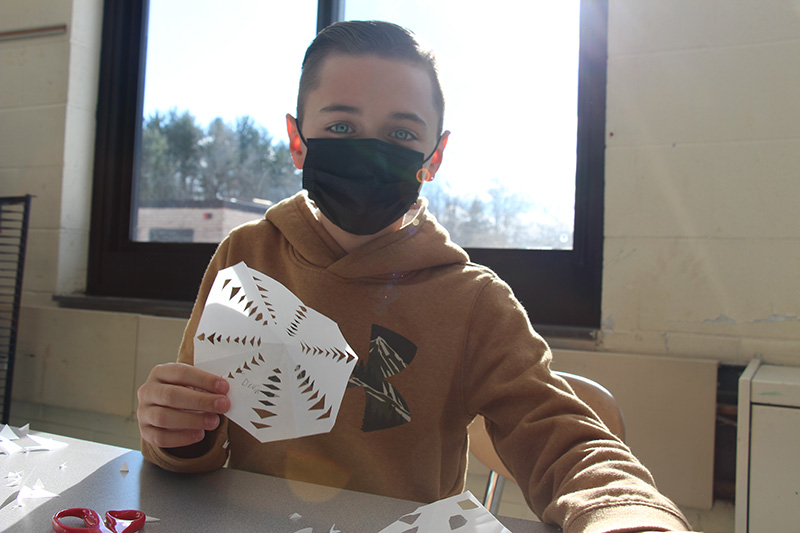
<box><xmin>134</xmin><ymin>0</ymin><xmax>317</xmax><ymax>243</ymax></box>
<box><xmin>345</xmin><ymin>0</ymin><xmax>580</xmax><ymax>250</ymax></box>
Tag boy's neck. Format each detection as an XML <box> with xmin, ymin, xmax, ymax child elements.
<box><xmin>310</xmin><ymin>201</ymin><xmax>423</xmax><ymax>253</ymax></box>
<box><xmin>317</xmin><ymin>213</ymin><xmax>404</xmax><ymax>253</ymax></box>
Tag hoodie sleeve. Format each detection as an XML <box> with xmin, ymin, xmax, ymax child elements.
<box><xmin>140</xmin><ymin>238</ymin><xmax>234</xmax><ymax>473</ymax></box>
<box><xmin>461</xmin><ymin>275</ymin><xmax>692</xmax><ymax>533</ymax></box>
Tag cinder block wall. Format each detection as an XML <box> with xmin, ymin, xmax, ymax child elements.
<box><xmin>601</xmin><ymin>0</ymin><xmax>800</xmax><ymax>363</ymax></box>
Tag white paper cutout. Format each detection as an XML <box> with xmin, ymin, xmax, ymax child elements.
<box><xmin>194</xmin><ymin>262</ymin><xmax>358</xmax><ymax>443</ymax></box>
<box><xmin>289</xmin><ymin>512</ymin><xmax>302</xmax><ymax>522</ymax></box>
<box><xmin>27</xmin><ymin>433</ymin><xmax>69</xmax><ymax>451</ymax></box>
<box><xmin>0</xmin><ymin>424</ymin><xmax>18</xmax><ymax>440</ymax></box>
<box><xmin>120</xmin><ymin>461</ymin><xmax>129</xmax><ymax>473</ymax></box>
<box><xmin>5</xmin><ymin>471</ymin><xmax>22</xmax><ymax>487</ymax></box>
<box><xmin>0</xmin><ymin>438</ymin><xmax>23</xmax><ymax>455</ymax></box>
<box><xmin>378</xmin><ymin>491</ymin><xmax>511</xmax><ymax>533</ymax></box>
<box><xmin>145</xmin><ymin>515</ymin><xmax>160</xmax><ymax>522</ymax></box>
<box><xmin>17</xmin><ymin>478</ymin><xmax>59</xmax><ymax>500</ymax></box>
<box><xmin>0</xmin><ymin>424</ymin><xmax>68</xmax><ymax>454</ymax></box>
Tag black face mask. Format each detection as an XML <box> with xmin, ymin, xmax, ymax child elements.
<box><xmin>300</xmin><ymin>134</ymin><xmax>436</xmax><ymax>236</ymax></box>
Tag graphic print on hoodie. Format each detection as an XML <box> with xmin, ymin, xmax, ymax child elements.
<box><xmin>347</xmin><ymin>324</ymin><xmax>417</xmax><ymax>431</ymax></box>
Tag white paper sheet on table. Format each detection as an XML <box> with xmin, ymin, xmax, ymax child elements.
<box><xmin>194</xmin><ymin>262</ymin><xmax>358</xmax><ymax>443</ymax></box>
<box><xmin>378</xmin><ymin>491</ymin><xmax>511</xmax><ymax>533</ymax></box>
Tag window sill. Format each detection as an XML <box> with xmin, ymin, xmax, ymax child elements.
<box><xmin>53</xmin><ymin>294</ymin><xmax>193</xmax><ymax>319</ymax></box>
<box><xmin>52</xmin><ymin>296</ymin><xmax>598</xmax><ymax>346</ymax></box>
<box><xmin>534</xmin><ymin>324</ymin><xmax>599</xmax><ymax>352</ymax></box>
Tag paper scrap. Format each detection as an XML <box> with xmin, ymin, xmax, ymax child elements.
<box><xmin>0</xmin><ymin>438</ymin><xmax>23</xmax><ymax>455</ymax></box>
<box><xmin>5</xmin><ymin>471</ymin><xmax>22</xmax><ymax>487</ymax></box>
<box><xmin>378</xmin><ymin>491</ymin><xmax>511</xmax><ymax>533</ymax></box>
<box><xmin>289</xmin><ymin>512</ymin><xmax>302</xmax><ymax>522</ymax></box>
<box><xmin>0</xmin><ymin>425</ymin><xmax>18</xmax><ymax>440</ymax></box>
<box><xmin>26</xmin><ymin>433</ymin><xmax>69</xmax><ymax>452</ymax></box>
<box><xmin>59</xmin><ymin>462</ymin><xmax>67</xmax><ymax>470</ymax></box>
<box><xmin>194</xmin><ymin>262</ymin><xmax>358</xmax><ymax>443</ymax></box>
<box><xmin>17</xmin><ymin>479</ymin><xmax>59</xmax><ymax>500</ymax></box>
<box><xmin>0</xmin><ymin>424</ymin><xmax>67</xmax><ymax>454</ymax></box>
<box><xmin>120</xmin><ymin>461</ymin><xmax>129</xmax><ymax>473</ymax></box>
<box><xmin>145</xmin><ymin>515</ymin><xmax>160</xmax><ymax>522</ymax></box>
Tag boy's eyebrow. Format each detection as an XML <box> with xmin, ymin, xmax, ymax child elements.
<box><xmin>319</xmin><ymin>104</ymin><xmax>361</xmax><ymax>114</ymax></box>
<box><xmin>390</xmin><ymin>112</ymin><xmax>427</xmax><ymax>128</ymax></box>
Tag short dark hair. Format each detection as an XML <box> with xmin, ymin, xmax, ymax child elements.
<box><xmin>297</xmin><ymin>20</ymin><xmax>445</xmax><ymax>136</ymax></box>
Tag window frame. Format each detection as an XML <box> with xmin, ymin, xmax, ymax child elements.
<box><xmin>87</xmin><ymin>0</ymin><xmax>608</xmax><ymax>330</ymax></box>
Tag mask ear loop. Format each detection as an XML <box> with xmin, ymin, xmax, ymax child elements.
<box><xmin>295</xmin><ymin>121</ymin><xmax>309</xmax><ymax>148</ymax></box>
<box><xmin>417</xmin><ymin>134</ymin><xmax>444</xmax><ymax>183</ymax></box>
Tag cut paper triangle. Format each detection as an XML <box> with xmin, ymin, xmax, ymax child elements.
<box><xmin>18</xmin><ymin>479</ymin><xmax>59</xmax><ymax>500</ymax></box>
<box><xmin>26</xmin><ymin>433</ymin><xmax>69</xmax><ymax>452</ymax></box>
<box><xmin>0</xmin><ymin>425</ymin><xmax>18</xmax><ymax>440</ymax></box>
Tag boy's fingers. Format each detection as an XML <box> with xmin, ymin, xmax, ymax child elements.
<box><xmin>137</xmin><ymin>363</ymin><xmax>230</xmax><ymax>448</ymax></box>
<box><xmin>141</xmin><ymin>405</ymin><xmax>220</xmax><ymax>432</ymax></box>
<box><xmin>151</xmin><ymin>363</ymin><xmax>229</xmax><ymax>394</ymax></box>
<box><xmin>143</xmin><ymin>381</ymin><xmax>229</xmax><ymax>414</ymax></box>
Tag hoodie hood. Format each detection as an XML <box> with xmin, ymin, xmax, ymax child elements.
<box><xmin>265</xmin><ymin>192</ymin><xmax>469</xmax><ymax>280</ymax></box>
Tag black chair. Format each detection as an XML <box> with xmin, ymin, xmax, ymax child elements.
<box><xmin>0</xmin><ymin>195</ymin><xmax>33</xmax><ymax>424</ymax></box>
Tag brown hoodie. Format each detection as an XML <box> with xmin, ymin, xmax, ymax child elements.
<box><xmin>142</xmin><ymin>192</ymin><xmax>690</xmax><ymax>532</ymax></box>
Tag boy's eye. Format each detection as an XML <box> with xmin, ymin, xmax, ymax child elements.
<box><xmin>390</xmin><ymin>129</ymin><xmax>416</xmax><ymax>141</ymax></box>
<box><xmin>328</xmin><ymin>123</ymin><xmax>353</xmax><ymax>134</ymax></box>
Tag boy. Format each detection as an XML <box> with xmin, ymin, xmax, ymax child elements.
<box><xmin>138</xmin><ymin>20</ymin><xmax>691</xmax><ymax>532</ymax></box>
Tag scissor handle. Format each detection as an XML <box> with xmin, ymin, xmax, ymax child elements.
<box><xmin>52</xmin><ymin>508</ymin><xmax>145</xmax><ymax>533</ymax></box>
<box><xmin>52</xmin><ymin>508</ymin><xmax>103</xmax><ymax>532</ymax></box>
<box><xmin>105</xmin><ymin>510</ymin><xmax>146</xmax><ymax>532</ymax></box>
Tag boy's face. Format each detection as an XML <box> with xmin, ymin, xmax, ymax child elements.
<box><xmin>289</xmin><ymin>54</ymin><xmax>445</xmax><ymax>173</ymax></box>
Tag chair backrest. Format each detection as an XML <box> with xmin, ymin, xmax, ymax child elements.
<box><xmin>468</xmin><ymin>370</ymin><xmax>626</xmax><ymax>482</ymax></box>
<box><xmin>0</xmin><ymin>195</ymin><xmax>33</xmax><ymax>424</ymax></box>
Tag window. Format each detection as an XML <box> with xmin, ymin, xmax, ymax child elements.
<box><xmin>133</xmin><ymin>1</ymin><xmax>315</xmax><ymax>244</ymax></box>
<box><xmin>88</xmin><ymin>0</ymin><xmax>607</xmax><ymax>329</ymax></box>
<box><xmin>345</xmin><ymin>1</ymin><xmax>581</xmax><ymax>251</ymax></box>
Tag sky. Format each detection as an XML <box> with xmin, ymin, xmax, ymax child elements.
<box><xmin>142</xmin><ymin>0</ymin><xmax>580</xmax><ymax>225</ymax></box>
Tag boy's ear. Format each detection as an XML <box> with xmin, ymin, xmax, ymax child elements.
<box><xmin>286</xmin><ymin>114</ymin><xmax>306</xmax><ymax>170</ymax></box>
<box><xmin>426</xmin><ymin>130</ymin><xmax>450</xmax><ymax>178</ymax></box>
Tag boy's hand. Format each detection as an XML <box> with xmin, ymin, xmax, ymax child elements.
<box><xmin>137</xmin><ymin>363</ymin><xmax>230</xmax><ymax>449</ymax></box>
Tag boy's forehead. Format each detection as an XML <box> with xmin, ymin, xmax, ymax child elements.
<box><xmin>308</xmin><ymin>53</ymin><xmax>439</xmax><ymax>122</ymax></box>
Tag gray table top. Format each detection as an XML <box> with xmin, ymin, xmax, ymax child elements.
<box><xmin>0</xmin><ymin>431</ymin><xmax>558</xmax><ymax>532</ymax></box>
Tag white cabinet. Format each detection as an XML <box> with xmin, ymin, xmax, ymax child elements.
<box><xmin>736</xmin><ymin>360</ymin><xmax>800</xmax><ymax>532</ymax></box>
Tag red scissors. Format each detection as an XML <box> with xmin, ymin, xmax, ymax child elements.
<box><xmin>52</xmin><ymin>508</ymin><xmax>145</xmax><ymax>533</ymax></box>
